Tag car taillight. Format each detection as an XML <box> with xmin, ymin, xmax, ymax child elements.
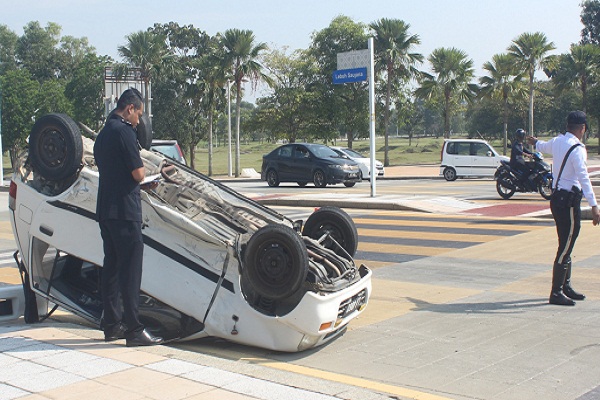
<box><xmin>8</xmin><ymin>181</ymin><xmax>17</xmax><ymax>211</ymax></box>
<box><xmin>440</xmin><ymin>143</ymin><xmax>445</xmax><ymax>162</ymax></box>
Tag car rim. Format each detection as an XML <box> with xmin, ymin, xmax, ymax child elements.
<box><xmin>39</xmin><ymin>129</ymin><xmax>68</xmax><ymax>168</ymax></box>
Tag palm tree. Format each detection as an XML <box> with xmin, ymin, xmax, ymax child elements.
<box><xmin>221</xmin><ymin>29</ymin><xmax>272</xmax><ymax>177</ymax></box>
<box><xmin>479</xmin><ymin>53</ymin><xmax>526</xmax><ymax>155</ymax></box>
<box><xmin>507</xmin><ymin>32</ymin><xmax>555</xmax><ymax>135</ymax></box>
<box><xmin>415</xmin><ymin>47</ymin><xmax>477</xmax><ymax>139</ymax></box>
<box><xmin>370</xmin><ymin>18</ymin><xmax>423</xmax><ymax>167</ymax></box>
<box><xmin>118</xmin><ymin>30</ymin><xmax>173</xmax><ymax>113</ymax></box>
<box><xmin>550</xmin><ymin>43</ymin><xmax>600</xmax><ymax>114</ymax></box>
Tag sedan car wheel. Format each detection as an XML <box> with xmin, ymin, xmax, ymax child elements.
<box><xmin>29</xmin><ymin>113</ymin><xmax>83</xmax><ymax>181</ymax></box>
<box><xmin>313</xmin><ymin>169</ymin><xmax>327</xmax><ymax>188</ymax></box>
<box><xmin>303</xmin><ymin>207</ymin><xmax>358</xmax><ymax>258</ymax></box>
<box><xmin>443</xmin><ymin>167</ymin><xmax>457</xmax><ymax>181</ymax></box>
<box><xmin>244</xmin><ymin>225</ymin><xmax>308</xmax><ymax>300</ymax></box>
<box><xmin>266</xmin><ymin>169</ymin><xmax>280</xmax><ymax>187</ymax></box>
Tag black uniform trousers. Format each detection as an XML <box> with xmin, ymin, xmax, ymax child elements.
<box><xmin>99</xmin><ymin>219</ymin><xmax>144</xmax><ymax>335</ymax></box>
<box><xmin>550</xmin><ymin>192</ymin><xmax>581</xmax><ymax>266</ymax></box>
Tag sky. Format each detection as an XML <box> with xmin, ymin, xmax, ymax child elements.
<box><xmin>1</xmin><ymin>0</ymin><xmax>586</xmax><ymax>99</ymax></box>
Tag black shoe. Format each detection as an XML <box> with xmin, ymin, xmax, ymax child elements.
<box><xmin>104</xmin><ymin>323</ymin><xmax>126</xmax><ymax>342</ymax></box>
<box><xmin>549</xmin><ymin>292</ymin><xmax>576</xmax><ymax>306</ymax></box>
<box><xmin>126</xmin><ymin>329</ymin><xmax>164</xmax><ymax>347</ymax></box>
<box><xmin>563</xmin><ymin>285</ymin><xmax>585</xmax><ymax>301</ymax></box>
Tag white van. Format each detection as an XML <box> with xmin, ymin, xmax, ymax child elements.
<box><xmin>440</xmin><ymin>139</ymin><xmax>509</xmax><ymax>181</ymax></box>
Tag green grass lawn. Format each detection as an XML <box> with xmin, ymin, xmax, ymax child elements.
<box><xmin>188</xmin><ymin>135</ymin><xmax>510</xmax><ymax>176</ymax></box>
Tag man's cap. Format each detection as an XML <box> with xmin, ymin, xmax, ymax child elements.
<box><xmin>567</xmin><ymin>110</ymin><xmax>587</xmax><ymax>125</ymax></box>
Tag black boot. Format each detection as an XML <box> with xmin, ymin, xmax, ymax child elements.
<box><xmin>563</xmin><ymin>260</ymin><xmax>585</xmax><ymax>300</ymax></box>
<box><xmin>549</xmin><ymin>262</ymin><xmax>576</xmax><ymax>306</ymax></box>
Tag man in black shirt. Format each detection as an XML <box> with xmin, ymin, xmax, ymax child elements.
<box><xmin>510</xmin><ymin>129</ymin><xmax>534</xmax><ymax>187</ymax></box>
<box><xmin>94</xmin><ymin>88</ymin><xmax>163</xmax><ymax>346</ymax></box>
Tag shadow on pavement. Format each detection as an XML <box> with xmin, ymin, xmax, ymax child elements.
<box><xmin>405</xmin><ymin>296</ymin><xmax>548</xmax><ymax>314</ymax></box>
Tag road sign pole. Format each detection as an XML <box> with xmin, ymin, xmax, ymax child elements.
<box><xmin>368</xmin><ymin>37</ymin><xmax>376</xmax><ymax>197</ymax></box>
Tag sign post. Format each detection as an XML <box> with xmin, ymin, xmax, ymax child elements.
<box><xmin>335</xmin><ymin>43</ymin><xmax>376</xmax><ymax>197</ymax></box>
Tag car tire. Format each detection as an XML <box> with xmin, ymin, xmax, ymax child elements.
<box><xmin>136</xmin><ymin>113</ymin><xmax>153</xmax><ymax>150</ymax></box>
<box><xmin>343</xmin><ymin>182</ymin><xmax>356</xmax><ymax>187</ymax></box>
<box><xmin>266</xmin><ymin>169</ymin><xmax>280</xmax><ymax>187</ymax></box>
<box><xmin>243</xmin><ymin>225</ymin><xmax>308</xmax><ymax>300</ymax></box>
<box><xmin>303</xmin><ymin>206</ymin><xmax>358</xmax><ymax>258</ymax></box>
<box><xmin>443</xmin><ymin>167</ymin><xmax>457</xmax><ymax>181</ymax></box>
<box><xmin>29</xmin><ymin>113</ymin><xmax>83</xmax><ymax>181</ymax></box>
<box><xmin>313</xmin><ymin>169</ymin><xmax>327</xmax><ymax>188</ymax></box>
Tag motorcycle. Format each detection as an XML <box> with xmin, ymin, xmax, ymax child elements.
<box><xmin>494</xmin><ymin>152</ymin><xmax>553</xmax><ymax>200</ymax></box>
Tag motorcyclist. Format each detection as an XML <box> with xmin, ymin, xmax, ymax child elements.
<box><xmin>510</xmin><ymin>129</ymin><xmax>535</xmax><ymax>188</ymax></box>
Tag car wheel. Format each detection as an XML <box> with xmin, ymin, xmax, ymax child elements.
<box><xmin>136</xmin><ymin>113</ymin><xmax>153</xmax><ymax>150</ymax></box>
<box><xmin>29</xmin><ymin>113</ymin><xmax>83</xmax><ymax>181</ymax></box>
<box><xmin>539</xmin><ymin>176</ymin><xmax>553</xmax><ymax>200</ymax></box>
<box><xmin>266</xmin><ymin>169</ymin><xmax>280</xmax><ymax>187</ymax></box>
<box><xmin>243</xmin><ymin>225</ymin><xmax>308</xmax><ymax>300</ymax></box>
<box><xmin>496</xmin><ymin>177</ymin><xmax>515</xmax><ymax>199</ymax></box>
<box><xmin>297</xmin><ymin>182</ymin><xmax>308</xmax><ymax>187</ymax></box>
<box><xmin>443</xmin><ymin>167</ymin><xmax>457</xmax><ymax>181</ymax></box>
<box><xmin>303</xmin><ymin>206</ymin><xmax>358</xmax><ymax>258</ymax></box>
<box><xmin>313</xmin><ymin>169</ymin><xmax>326</xmax><ymax>188</ymax></box>
<box><xmin>343</xmin><ymin>182</ymin><xmax>356</xmax><ymax>187</ymax></box>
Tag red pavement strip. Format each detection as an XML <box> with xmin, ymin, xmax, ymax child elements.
<box><xmin>463</xmin><ymin>203</ymin><xmax>549</xmax><ymax>217</ymax></box>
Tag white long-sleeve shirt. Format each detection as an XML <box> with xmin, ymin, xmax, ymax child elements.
<box><xmin>535</xmin><ymin>132</ymin><xmax>597</xmax><ymax>207</ymax></box>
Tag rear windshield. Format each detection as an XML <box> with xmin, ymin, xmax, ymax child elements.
<box><xmin>152</xmin><ymin>145</ymin><xmax>181</xmax><ymax>161</ymax></box>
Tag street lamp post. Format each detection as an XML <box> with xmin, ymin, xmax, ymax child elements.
<box><xmin>227</xmin><ymin>79</ymin><xmax>233</xmax><ymax>177</ymax></box>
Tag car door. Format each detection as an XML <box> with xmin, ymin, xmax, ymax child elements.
<box><xmin>275</xmin><ymin>145</ymin><xmax>294</xmax><ymax>181</ymax></box>
<box><xmin>290</xmin><ymin>145</ymin><xmax>313</xmax><ymax>182</ymax></box>
<box><xmin>445</xmin><ymin>141</ymin><xmax>472</xmax><ymax>176</ymax></box>
<box><xmin>470</xmin><ymin>142</ymin><xmax>497</xmax><ymax>177</ymax></box>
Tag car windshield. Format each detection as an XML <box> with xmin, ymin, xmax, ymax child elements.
<box><xmin>152</xmin><ymin>144</ymin><xmax>182</xmax><ymax>161</ymax></box>
<box><xmin>309</xmin><ymin>144</ymin><xmax>340</xmax><ymax>158</ymax></box>
<box><xmin>342</xmin><ymin>148</ymin><xmax>365</xmax><ymax>158</ymax></box>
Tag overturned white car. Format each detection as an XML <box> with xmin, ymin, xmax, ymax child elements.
<box><xmin>8</xmin><ymin>113</ymin><xmax>371</xmax><ymax>352</ymax></box>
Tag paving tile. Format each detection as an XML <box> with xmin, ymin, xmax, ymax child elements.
<box><xmin>39</xmin><ymin>379</ymin><xmax>105</xmax><ymax>400</ymax></box>
<box><xmin>95</xmin><ymin>366</ymin><xmax>172</xmax><ymax>390</ymax></box>
<box><xmin>34</xmin><ymin>348</ymin><xmax>99</xmax><ymax>369</ymax></box>
<box><xmin>61</xmin><ymin>356</ymin><xmax>133</xmax><ymax>379</ymax></box>
<box><xmin>0</xmin><ymin>336</ymin><xmax>38</xmax><ymax>351</ymax></box>
<box><xmin>0</xmin><ymin>359</ymin><xmax>51</xmax><ymax>382</ymax></box>
<box><xmin>182</xmin><ymin>366</ymin><xmax>243</xmax><ymax>387</ymax></box>
<box><xmin>105</xmin><ymin>348</ymin><xmax>167</xmax><ymax>366</ymax></box>
<box><xmin>4</xmin><ymin>341</ymin><xmax>67</xmax><ymax>360</ymax></box>
<box><xmin>0</xmin><ymin>352</ymin><xmax>22</xmax><ymax>367</ymax></box>
<box><xmin>146</xmin><ymin>359</ymin><xmax>206</xmax><ymax>375</ymax></box>
<box><xmin>135</xmin><ymin>376</ymin><xmax>214</xmax><ymax>400</ymax></box>
<box><xmin>60</xmin><ymin>384</ymin><xmax>144</xmax><ymax>400</ymax></box>
<box><xmin>16</xmin><ymin>395</ymin><xmax>53</xmax><ymax>400</ymax></box>
<box><xmin>6</xmin><ymin>369</ymin><xmax>84</xmax><ymax>392</ymax></box>
<box><xmin>19</xmin><ymin>327</ymin><xmax>80</xmax><ymax>341</ymax></box>
<box><xmin>184</xmin><ymin>388</ymin><xmax>257</xmax><ymax>400</ymax></box>
<box><xmin>0</xmin><ymin>382</ymin><xmax>30</xmax><ymax>400</ymax></box>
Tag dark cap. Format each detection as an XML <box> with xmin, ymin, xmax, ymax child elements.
<box><xmin>567</xmin><ymin>110</ymin><xmax>587</xmax><ymax>125</ymax></box>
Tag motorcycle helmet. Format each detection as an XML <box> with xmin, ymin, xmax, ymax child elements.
<box><xmin>514</xmin><ymin>129</ymin><xmax>526</xmax><ymax>141</ymax></box>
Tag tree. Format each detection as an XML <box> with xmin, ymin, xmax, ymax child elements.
<box><xmin>0</xmin><ymin>25</ymin><xmax>18</xmax><ymax>71</ymax></box>
<box><xmin>15</xmin><ymin>21</ymin><xmax>62</xmax><ymax>81</ymax></box>
<box><xmin>370</xmin><ymin>18</ymin><xmax>423</xmax><ymax>166</ymax></box>
<box><xmin>0</xmin><ymin>70</ymin><xmax>38</xmax><ymax>164</ymax></box>
<box><xmin>549</xmin><ymin>43</ymin><xmax>600</xmax><ymax>114</ymax></box>
<box><xmin>221</xmin><ymin>28</ymin><xmax>271</xmax><ymax>176</ymax></box>
<box><xmin>479</xmin><ymin>53</ymin><xmax>526</xmax><ymax>154</ymax></box>
<box><xmin>118</xmin><ymin>30</ymin><xmax>173</xmax><ymax>113</ymax></box>
<box><xmin>581</xmin><ymin>0</ymin><xmax>600</xmax><ymax>44</ymax></box>
<box><xmin>508</xmin><ymin>32</ymin><xmax>556</xmax><ymax>134</ymax></box>
<box><xmin>415</xmin><ymin>47</ymin><xmax>477</xmax><ymax>139</ymax></box>
<box><xmin>309</xmin><ymin>15</ymin><xmax>369</xmax><ymax>148</ymax></box>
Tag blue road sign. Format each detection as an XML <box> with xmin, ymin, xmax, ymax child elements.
<box><xmin>332</xmin><ymin>67</ymin><xmax>367</xmax><ymax>84</ymax></box>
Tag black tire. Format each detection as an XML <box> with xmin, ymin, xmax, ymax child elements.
<box><xmin>303</xmin><ymin>206</ymin><xmax>358</xmax><ymax>258</ymax></box>
<box><xmin>313</xmin><ymin>169</ymin><xmax>327</xmax><ymax>188</ymax></box>
<box><xmin>496</xmin><ymin>177</ymin><xmax>515</xmax><ymax>199</ymax></box>
<box><xmin>136</xmin><ymin>114</ymin><xmax>153</xmax><ymax>150</ymax></box>
<box><xmin>344</xmin><ymin>182</ymin><xmax>356</xmax><ymax>187</ymax></box>
<box><xmin>443</xmin><ymin>167</ymin><xmax>457</xmax><ymax>181</ymax></box>
<box><xmin>297</xmin><ymin>182</ymin><xmax>308</xmax><ymax>187</ymax></box>
<box><xmin>539</xmin><ymin>176</ymin><xmax>553</xmax><ymax>200</ymax></box>
<box><xmin>29</xmin><ymin>113</ymin><xmax>83</xmax><ymax>181</ymax></box>
<box><xmin>243</xmin><ymin>225</ymin><xmax>308</xmax><ymax>300</ymax></box>
<box><xmin>266</xmin><ymin>169</ymin><xmax>280</xmax><ymax>187</ymax></box>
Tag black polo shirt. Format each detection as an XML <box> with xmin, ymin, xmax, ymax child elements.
<box><xmin>94</xmin><ymin>113</ymin><xmax>144</xmax><ymax>222</ymax></box>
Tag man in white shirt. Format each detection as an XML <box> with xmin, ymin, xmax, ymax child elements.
<box><xmin>529</xmin><ymin>111</ymin><xmax>600</xmax><ymax>306</ymax></box>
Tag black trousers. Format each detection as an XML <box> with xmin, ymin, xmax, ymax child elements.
<box><xmin>99</xmin><ymin>219</ymin><xmax>144</xmax><ymax>335</ymax></box>
<box><xmin>550</xmin><ymin>194</ymin><xmax>581</xmax><ymax>265</ymax></box>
